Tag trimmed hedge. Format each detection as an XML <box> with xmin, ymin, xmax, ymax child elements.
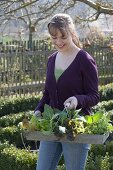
<box><xmin>85</xmin><ymin>142</ymin><xmax>113</xmax><ymax>170</ymax></box>
<box><xmin>1</xmin><ymin>141</ymin><xmax>113</xmax><ymax>170</ymax></box>
<box><xmin>0</xmin><ymin>95</ymin><xmax>40</xmax><ymax>116</ymax></box>
<box><xmin>0</xmin><ymin>126</ymin><xmax>36</xmax><ymax>148</ymax></box>
<box><xmin>93</xmin><ymin>100</ymin><xmax>113</xmax><ymax>112</ymax></box>
<box><xmin>0</xmin><ymin>126</ymin><xmax>24</xmax><ymax>147</ymax></box>
<box><xmin>0</xmin><ymin>111</ymin><xmax>33</xmax><ymax>127</ymax></box>
<box><xmin>0</xmin><ymin>83</ymin><xmax>113</xmax><ymax>117</ymax></box>
<box><xmin>0</xmin><ymin>143</ymin><xmax>37</xmax><ymax>170</ymax></box>
<box><xmin>99</xmin><ymin>83</ymin><xmax>113</xmax><ymax>101</ymax></box>
<box><xmin>90</xmin><ymin>141</ymin><xmax>113</xmax><ymax>157</ymax></box>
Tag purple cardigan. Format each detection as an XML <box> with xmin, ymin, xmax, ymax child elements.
<box><xmin>35</xmin><ymin>50</ymin><xmax>99</xmax><ymax>115</ymax></box>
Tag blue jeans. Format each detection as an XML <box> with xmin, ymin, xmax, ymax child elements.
<box><xmin>36</xmin><ymin>141</ymin><xmax>90</xmax><ymax>170</ymax></box>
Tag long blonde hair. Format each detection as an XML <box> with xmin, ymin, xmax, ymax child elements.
<box><xmin>48</xmin><ymin>13</ymin><xmax>81</xmax><ymax>48</ymax></box>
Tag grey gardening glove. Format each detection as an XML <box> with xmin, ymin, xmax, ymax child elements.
<box><xmin>64</xmin><ymin>96</ymin><xmax>78</xmax><ymax>109</ymax></box>
<box><xmin>34</xmin><ymin>110</ymin><xmax>42</xmax><ymax>117</ymax></box>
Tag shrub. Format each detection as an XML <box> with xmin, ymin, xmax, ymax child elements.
<box><xmin>0</xmin><ymin>143</ymin><xmax>37</xmax><ymax>170</ymax></box>
<box><xmin>0</xmin><ymin>95</ymin><xmax>40</xmax><ymax>116</ymax></box>
<box><xmin>0</xmin><ymin>126</ymin><xmax>23</xmax><ymax>146</ymax></box>
<box><xmin>0</xmin><ymin>111</ymin><xmax>33</xmax><ymax>127</ymax></box>
<box><xmin>99</xmin><ymin>83</ymin><xmax>113</xmax><ymax>101</ymax></box>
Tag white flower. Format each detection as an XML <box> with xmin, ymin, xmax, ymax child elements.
<box><xmin>59</xmin><ymin>126</ymin><xmax>66</xmax><ymax>133</ymax></box>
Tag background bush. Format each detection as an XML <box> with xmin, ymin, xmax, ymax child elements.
<box><xmin>0</xmin><ymin>95</ymin><xmax>40</xmax><ymax>116</ymax></box>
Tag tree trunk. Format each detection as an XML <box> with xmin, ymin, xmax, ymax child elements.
<box><xmin>28</xmin><ymin>30</ymin><xmax>33</xmax><ymax>50</ymax></box>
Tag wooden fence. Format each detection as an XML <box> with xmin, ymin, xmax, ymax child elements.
<box><xmin>0</xmin><ymin>40</ymin><xmax>113</xmax><ymax>98</ymax></box>
<box><xmin>86</xmin><ymin>46</ymin><xmax>113</xmax><ymax>85</ymax></box>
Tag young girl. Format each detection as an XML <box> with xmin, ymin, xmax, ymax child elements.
<box><xmin>34</xmin><ymin>13</ymin><xmax>99</xmax><ymax>170</ymax></box>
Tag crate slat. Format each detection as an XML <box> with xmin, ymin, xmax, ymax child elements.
<box><xmin>23</xmin><ymin>131</ymin><xmax>109</xmax><ymax>144</ymax></box>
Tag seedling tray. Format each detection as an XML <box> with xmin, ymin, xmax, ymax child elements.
<box><xmin>23</xmin><ymin>131</ymin><xmax>109</xmax><ymax>144</ymax></box>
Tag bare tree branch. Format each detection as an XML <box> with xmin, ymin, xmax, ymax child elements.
<box><xmin>75</xmin><ymin>0</ymin><xmax>113</xmax><ymax>15</ymax></box>
<box><xmin>0</xmin><ymin>0</ymin><xmax>113</xmax><ymax>46</ymax></box>
<box><xmin>0</xmin><ymin>0</ymin><xmax>38</xmax><ymax>17</ymax></box>
<box><xmin>76</xmin><ymin>12</ymin><xmax>100</xmax><ymax>22</ymax></box>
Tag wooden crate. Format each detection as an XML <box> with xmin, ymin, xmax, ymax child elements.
<box><xmin>23</xmin><ymin>131</ymin><xmax>109</xmax><ymax>144</ymax></box>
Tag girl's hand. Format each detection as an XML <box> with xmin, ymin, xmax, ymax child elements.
<box><xmin>34</xmin><ymin>110</ymin><xmax>42</xmax><ymax>117</ymax></box>
<box><xmin>64</xmin><ymin>97</ymin><xmax>78</xmax><ymax>109</ymax></box>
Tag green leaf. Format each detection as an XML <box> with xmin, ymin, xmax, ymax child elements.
<box><xmin>53</xmin><ymin>108</ymin><xmax>61</xmax><ymax>113</ymax></box>
<box><xmin>58</xmin><ymin>111</ymin><xmax>68</xmax><ymax>124</ymax></box>
<box><xmin>85</xmin><ymin>115</ymin><xmax>93</xmax><ymax>124</ymax></box>
<box><xmin>65</xmin><ymin>109</ymin><xmax>81</xmax><ymax>119</ymax></box>
<box><xmin>51</xmin><ymin>113</ymin><xmax>59</xmax><ymax>120</ymax></box>
<box><xmin>85</xmin><ymin>111</ymin><xmax>104</xmax><ymax>124</ymax></box>
<box><xmin>91</xmin><ymin>111</ymin><xmax>103</xmax><ymax>122</ymax></box>
<box><xmin>106</xmin><ymin>111</ymin><xmax>113</xmax><ymax>120</ymax></box>
<box><xmin>43</xmin><ymin>104</ymin><xmax>54</xmax><ymax>120</ymax></box>
<box><xmin>107</xmin><ymin>123</ymin><xmax>113</xmax><ymax>132</ymax></box>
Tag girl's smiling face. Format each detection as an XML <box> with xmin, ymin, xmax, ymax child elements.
<box><xmin>50</xmin><ymin>29</ymin><xmax>74</xmax><ymax>52</ymax></box>
<box><xmin>48</xmin><ymin>14</ymin><xmax>81</xmax><ymax>49</ymax></box>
